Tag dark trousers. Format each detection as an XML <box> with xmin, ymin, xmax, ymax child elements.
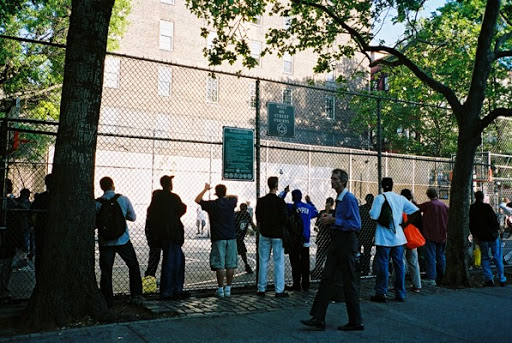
<box><xmin>99</xmin><ymin>241</ymin><xmax>142</xmax><ymax>308</ymax></box>
<box><xmin>310</xmin><ymin>231</ymin><xmax>362</xmax><ymax>325</ymax></box>
<box><xmin>289</xmin><ymin>246</ymin><xmax>310</xmax><ymax>290</ymax></box>
<box><xmin>360</xmin><ymin>240</ymin><xmax>373</xmax><ymax>276</ymax></box>
<box><xmin>160</xmin><ymin>242</ymin><xmax>185</xmax><ymax>298</ymax></box>
<box><xmin>145</xmin><ymin>245</ymin><xmax>162</xmax><ymax>277</ymax></box>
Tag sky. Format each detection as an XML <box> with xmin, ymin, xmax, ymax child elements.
<box><xmin>372</xmin><ymin>0</ymin><xmax>447</xmax><ymax>45</ymax></box>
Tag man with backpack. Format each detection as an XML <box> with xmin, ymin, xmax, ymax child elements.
<box><xmin>369</xmin><ymin>177</ymin><xmax>419</xmax><ymax>303</ymax></box>
<box><xmin>280</xmin><ymin>187</ymin><xmax>318</xmax><ymax>291</ymax></box>
<box><xmin>96</xmin><ymin>176</ymin><xmax>143</xmax><ymax>308</ymax></box>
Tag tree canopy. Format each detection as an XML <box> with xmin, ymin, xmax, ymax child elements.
<box><xmin>186</xmin><ymin>0</ymin><xmax>512</xmax><ymax>286</ymax></box>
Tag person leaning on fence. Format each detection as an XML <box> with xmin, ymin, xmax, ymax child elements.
<box><xmin>311</xmin><ymin>197</ymin><xmax>335</xmax><ymax>280</ymax></box>
<box><xmin>96</xmin><ymin>176</ymin><xmax>143</xmax><ymax>308</ymax></box>
<box><xmin>145</xmin><ymin>175</ymin><xmax>189</xmax><ymax>300</ymax></box>
<box><xmin>12</xmin><ymin>188</ymin><xmax>31</xmax><ymax>269</ymax></box>
<box><xmin>255</xmin><ymin>176</ymin><xmax>289</xmax><ymax>297</ymax></box>
<box><xmin>369</xmin><ymin>177</ymin><xmax>419</xmax><ymax>303</ymax></box>
<box><xmin>234</xmin><ymin>203</ymin><xmax>256</xmax><ymax>274</ymax></box>
<box><xmin>280</xmin><ymin>188</ymin><xmax>319</xmax><ymax>292</ymax></box>
<box><xmin>470</xmin><ymin>191</ymin><xmax>506</xmax><ymax>287</ymax></box>
<box><xmin>195</xmin><ymin>183</ymin><xmax>238</xmax><ymax>298</ymax></box>
<box><xmin>31</xmin><ymin>173</ymin><xmax>54</xmax><ymax>284</ymax></box>
<box><xmin>417</xmin><ymin>187</ymin><xmax>449</xmax><ymax>286</ymax></box>
<box><xmin>0</xmin><ymin>179</ymin><xmax>19</xmax><ymax>302</ymax></box>
<box><xmin>398</xmin><ymin>189</ymin><xmax>422</xmax><ymax>293</ymax></box>
<box><xmin>358</xmin><ymin>194</ymin><xmax>375</xmax><ymax>276</ymax></box>
<box><xmin>301</xmin><ymin>169</ymin><xmax>363</xmax><ymax>331</ymax></box>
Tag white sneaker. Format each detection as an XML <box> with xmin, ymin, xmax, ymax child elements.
<box><xmin>224</xmin><ymin>287</ymin><xmax>231</xmax><ymax>298</ymax></box>
<box><xmin>216</xmin><ymin>288</ymin><xmax>224</xmax><ymax>298</ymax></box>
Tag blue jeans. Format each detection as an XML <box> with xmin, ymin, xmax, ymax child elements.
<box><xmin>160</xmin><ymin>242</ymin><xmax>185</xmax><ymax>298</ymax></box>
<box><xmin>480</xmin><ymin>238</ymin><xmax>506</xmax><ymax>283</ymax></box>
<box><xmin>375</xmin><ymin>245</ymin><xmax>405</xmax><ymax>299</ymax></box>
<box><xmin>258</xmin><ymin>234</ymin><xmax>285</xmax><ymax>293</ymax></box>
<box><xmin>425</xmin><ymin>240</ymin><xmax>446</xmax><ymax>281</ymax></box>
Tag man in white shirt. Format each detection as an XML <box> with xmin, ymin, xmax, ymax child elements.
<box><xmin>369</xmin><ymin>177</ymin><xmax>419</xmax><ymax>302</ymax></box>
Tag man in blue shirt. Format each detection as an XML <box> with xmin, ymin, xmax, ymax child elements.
<box><xmin>301</xmin><ymin>169</ymin><xmax>364</xmax><ymax>331</ymax></box>
<box><xmin>280</xmin><ymin>188</ymin><xmax>318</xmax><ymax>291</ymax></box>
<box><xmin>96</xmin><ymin>177</ymin><xmax>143</xmax><ymax>309</ymax></box>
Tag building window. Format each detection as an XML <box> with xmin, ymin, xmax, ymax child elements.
<box><xmin>283</xmin><ymin>17</ymin><xmax>291</xmax><ymax>29</ymax></box>
<box><xmin>282</xmin><ymin>88</ymin><xmax>292</xmax><ymax>105</ymax></box>
<box><xmin>252</xmin><ymin>15</ymin><xmax>262</xmax><ymax>25</ymax></box>
<box><xmin>249</xmin><ymin>83</ymin><xmax>257</xmax><ymax>109</ymax></box>
<box><xmin>206</xmin><ymin>31</ymin><xmax>217</xmax><ymax>51</ymax></box>
<box><xmin>161</xmin><ymin>0</ymin><xmax>174</xmax><ymax>4</ymax></box>
<box><xmin>326</xmin><ymin>69</ymin><xmax>335</xmax><ymax>83</ymax></box>
<box><xmin>206</xmin><ymin>76</ymin><xmax>218</xmax><ymax>103</ymax></box>
<box><xmin>104</xmin><ymin>57</ymin><xmax>120</xmax><ymax>89</ymax></box>
<box><xmin>325</xmin><ymin>95</ymin><xmax>335</xmax><ymax>120</ymax></box>
<box><xmin>158</xmin><ymin>67</ymin><xmax>172</xmax><ymax>97</ymax></box>
<box><xmin>159</xmin><ymin>20</ymin><xmax>174</xmax><ymax>51</ymax></box>
<box><xmin>100</xmin><ymin>107</ymin><xmax>118</xmax><ymax>134</ymax></box>
<box><xmin>250</xmin><ymin>41</ymin><xmax>261</xmax><ymax>66</ymax></box>
<box><xmin>283</xmin><ymin>53</ymin><xmax>293</xmax><ymax>74</ymax></box>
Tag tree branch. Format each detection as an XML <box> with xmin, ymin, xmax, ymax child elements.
<box><xmin>294</xmin><ymin>0</ymin><xmax>462</xmax><ymax>114</ymax></box>
<box><xmin>495</xmin><ymin>50</ymin><xmax>512</xmax><ymax>59</ymax></box>
<box><xmin>479</xmin><ymin>107</ymin><xmax>512</xmax><ymax>131</ymax></box>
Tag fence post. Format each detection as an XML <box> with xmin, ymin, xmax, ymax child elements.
<box><xmin>0</xmin><ymin>119</ymin><xmax>8</xmax><ymax>229</ymax></box>
<box><xmin>377</xmin><ymin>97</ymin><xmax>382</xmax><ymax>193</ymax></box>
<box><xmin>255</xmin><ymin>78</ymin><xmax>261</xmax><ymax>200</ymax></box>
<box><xmin>255</xmin><ymin>78</ymin><xmax>261</xmax><ymax>286</ymax></box>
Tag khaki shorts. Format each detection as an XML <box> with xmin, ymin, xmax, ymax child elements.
<box><xmin>210</xmin><ymin>239</ymin><xmax>238</xmax><ymax>270</ymax></box>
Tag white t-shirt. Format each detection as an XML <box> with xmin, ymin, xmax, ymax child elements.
<box><xmin>369</xmin><ymin>191</ymin><xmax>418</xmax><ymax>247</ymax></box>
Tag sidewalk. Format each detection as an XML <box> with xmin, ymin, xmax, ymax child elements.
<box><xmin>2</xmin><ymin>277</ymin><xmax>511</xmax><ymax>343</ymax></box>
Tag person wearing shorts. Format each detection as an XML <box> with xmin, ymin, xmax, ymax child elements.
<box><xmin>195</xmin><ymin>183</ymin><xmax>238</xmax><ymax>298</ymax></box>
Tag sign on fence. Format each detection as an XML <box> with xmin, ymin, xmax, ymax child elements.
<box><xmin>267</xmin><ymin>103</ymin><xmax>295</xmax><ymax>138</ymax></box>
<box><xmin>222</xmin><ymin>127</ymin><xmax>254</xmax><ymax>181</ymax></box>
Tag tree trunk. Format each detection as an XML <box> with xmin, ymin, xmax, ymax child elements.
<box><xmin>444</xmin><ymin>121</ymin><xmax>481</xmax><ymax>287</ymax></box>
<box><xmin>23</xmin><ymin>0</ymin><xmax>115</xmax><ymax>329</ymax></box>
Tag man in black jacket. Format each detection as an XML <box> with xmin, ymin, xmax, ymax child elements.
<box><xmin>469</xmin><ymin>191</ymin><xmax>506</xmax><ymax>287</ymax></box>
<box><xmin>146</xmin><ymin>175</ymin><xmax>188</xmax><ymax>300</ymax></box>
<box><xmin>255</xmin><ymin>176</ymin><xmax>289</xmax><ymax>297</ymax></box>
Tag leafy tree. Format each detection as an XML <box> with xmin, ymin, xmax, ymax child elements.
<box><xmin>19</xmin><ymin>0</ymin><xmax>117</xmax><ymax>328</ymax></box>
<box><xmin>186</xmin><ymin>0</ymin><xmax>512</xmax><ymax>287</ymax></box>
<box><xmin>0</xmin><ymin>0</ymin><xmax>130</xmax><ymax>162</ymax></box>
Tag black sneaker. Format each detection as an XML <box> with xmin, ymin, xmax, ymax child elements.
<box><xmin>370</xmin><ymin>294</ymin><xmax>387</xmax><ymax>303</ymax></box>
<box><xmin>256</xmin><ymin>291</ymin><xmax>266</xmax><ymax>296</ymax></box>
<box><xmin>300</xmin><ymin>317</ymin><xmax>326</xmax><ymax>330</ymax></box>
<box><xmin>500</xmin><ymin>281</ymin><xmax>506</xmax><ymax>287</ymax></box>
<box><xmin>338</xmin><ymin>323</ymin><xmax>364</xmax><ymax>331</ymax></box>
<box><xmin>275</xmin><ymin>292</ymin><xmax>289</xmax><ymax>298</ymax></box>
<box><xmin>482</xmin><ymin>280</ymin><xmax>495</xmax><ymax>287</ymax></box>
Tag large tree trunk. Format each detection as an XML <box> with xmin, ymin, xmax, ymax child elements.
<box><xmin>444</xmin><ymin>120</ymin><xmax>481</xmax><ymax>287</ymax></box>
<box><xmin>23</xmin><ymin>0</ymin><xmax>115</xmax><ymax>329</ymax></box>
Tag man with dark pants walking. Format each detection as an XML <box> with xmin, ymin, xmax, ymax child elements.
<box><xmin>301</xmin><ymin>169</ymin><xmax>363</xmax><ymax>331</ymax></box>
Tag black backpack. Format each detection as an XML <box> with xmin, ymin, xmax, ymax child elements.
<box><xmin>376</xmin><ymin>194</ymin><xmax>395</xmax><ymax>233</ymax></box>
<box><xmin>96</xmin><ymin>194</ymin><xmax>126</xmax><ymax>240</ymax></box>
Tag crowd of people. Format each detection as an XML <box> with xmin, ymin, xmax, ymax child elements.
<box><xmin>0</xmin><ymin>170</ymin><xmax>509</xmax><ymax>330</ymax></box>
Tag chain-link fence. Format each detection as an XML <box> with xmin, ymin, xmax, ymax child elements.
<box><xmin>2</xmin><ymin>38</ymin><xmax>511</xmax><ymax>301</ymax></box>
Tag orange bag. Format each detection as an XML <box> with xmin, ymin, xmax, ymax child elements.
<box><xmin>402</xmin><ymin>213</ymin><xmax>426</xmax><ymax>249</ymax></box>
